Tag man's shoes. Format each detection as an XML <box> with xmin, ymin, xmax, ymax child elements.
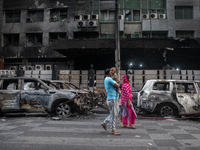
<box><xmin>101</xmin><ymin>123</ymin><xmax>107</xmax><ymax>131</ymax></box>
<box><xmin>111</xmin><ymin>130</ymin><xmax>121</xmax><ymax>135</ymax></box>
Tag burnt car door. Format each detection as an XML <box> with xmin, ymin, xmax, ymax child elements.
<box><xmin>175</xmin><ymin>82</ymin><xmax>200</xmax><ymax>115</ymax></box>
<box><xmin>20</xmin><ymin>79</ymin><xmax>51</xmax><ymax>111</ymax></box>
<box><xmin>0</xmin><ymin>78</ymin><xmax>21</xmax><ymax>111</ymax></box>
<box><xmin>145</xmin><ymin>81</ymin><xmax>172</xmax><ymax>112</ymax></box>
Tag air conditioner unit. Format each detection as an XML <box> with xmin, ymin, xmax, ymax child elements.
<box><xmin>88</xmin><ymin>20</ymin><xmax>97</xmax><ymax>27</ymax></box>
<box><xmin>35</xmin><ymin>65</ymin><xmax>44</xmax><ymax>70</ymax></box>
<box><xmin>159</xmin><ymin>14</ymin><xmax>166</xmax><ymax>19</ymax></box>
<box><xmin>49</xmin><ymin>16</ymin><xmax>57</xmax><ymax>22</ymax></box>
<box><xmin>91</xmin><ymin>14</ymin><xmax>98</xmax><ymax>20</ymax></box>
<box><xmin>150</xmin><ymin>13</ymin><xmax>157</xmax><ymax>19</ymax></box>
<box><xmin>77</xmin><ymin>21</ymin><xmax>86</xmax><ymax>27</ymax></box>
<box><xmin>142</xmin><ymin>14</ymin><xmax>149</xmax><ymax>19</ymax></box>
<box><xmin>27</xmin><ymin>66</ymin><xmax>35</xmax><ymax>70</ymax></box>
<box><xmin>10</xmin><ymin>70</ymin><xmax>15</xmax><ymax>76</ymax></box>
<box><xmin>74</xmin><ymin>15</ymin><xmax>82</xmax><ymax>21</ymax></box>
<box><xmin>45</xmin><ymin>65</ymin><xmax>52</xmax><ymax>70</ymax></box>
<box><xmin>19</xmin><ymin>65</ymin><xmax>26</xmax><ymax>71</ymax></box>
<box><xmin>118</xmin><ymin>15</ymin><xmax>124</xmax><ymax>20</ymax></box>
<box><xmin>83</xmin><ymin>15</ymin><xmax>90</xmax><ymax>20</ymax></box>
<box><xmin>0</xmin><ymin>70</ymin><xmax>9</xmax><ymax>77</ymax></box>
<box><xmin>26</xmin><ymin>17</ymin><xmax>34</xmax><ymax>23</ymax></box>
<box><xmin>10</xmin><ymin>66</ymin><xmax>18</xmax><ymax>71</ymax></box>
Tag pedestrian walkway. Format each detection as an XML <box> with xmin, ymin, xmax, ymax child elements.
<box><xmin>0</xmin><ymin>114</ymin><xmax>199</xmax><ymax>150</ymax></box>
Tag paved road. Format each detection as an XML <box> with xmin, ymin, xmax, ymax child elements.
<box><xmin>0</xmin><ymin>113</ymin><xmax>200</xmax><ymax>150</ymax></box>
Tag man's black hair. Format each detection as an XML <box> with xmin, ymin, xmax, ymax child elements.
<box><xmin>105</xmin><ymin>68</ymin><xmax>110</xmax><ymax>75</ymax></box>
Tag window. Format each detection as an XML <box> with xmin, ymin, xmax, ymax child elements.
<box><xmin>124</xmin><ymin>0</ymin><xmax>140</xmax><ymax>9</ymax></box>
<box><xmin>23</xmin><ymin>79</ymin><xmax>46</xmax><ymax>90</ymax></box>
<box><xmin>100</xmin><ymin>10</ymin><xmax>115</xmax><ymax>22</ymax></box>
<box><xmin>125</xmin><ymin>34</ymin><xmax>140</xmax><ymax>38</ymax></box>
<box><xmin>153</xmin><ymin>82</ymin><xmax>169</xmax><ymax>91</ymax></box>
<box><xmin>1</xmin><ymin>79</ymin><xmax>19</xmax><ymax>90</ymax></box>
<box><xmin>176</xmin><ymin>31</ymin><xmax>194</xmax><ymax>38</ymax></box>
<box><xmin>133</xmin><ymin>10</ymin><xmax>140</xmax><ymax>21</ymax></box>
<box><xmin>27</xmin><ymin>10</ymin><xmax>44</xmax><ymax>22</ymax></box>
<box><xmin>3</xmin><ymin>34</ymin><xmax>19</xmax><ymax>47</ymax></box>
<box><xmin>50</xmin><ymin>9</ymin><xmax>68</xmax><ymax>22</ymax></box>
<box><xmin>5</xmin><ymin>10</ymin><xmax>20</xmax><ymax>23</ymax></box>
<box><xmin>49</xmin><ymin>33</ymin><xmax>67</xmax><ymax>44</ymax></box>
<box><xmin>100</xmin><ymin>34</ymin><xmax>115</xmax><ymax>39</ymax></box>
<box><xmin>142</xmin><ymin>32</ymin><xmax>168</xmax><ymax>38</ymax></box>
<box><xmin>125</xmin><ymin>9</ymin><xmax>132</xmax><ymax>21</ymax></box>
<box><xmin>141</xmin><ymin>0</ymin><xmax>166</xmax><ymax>18</ymax></box>
<box><xmin>175</xmin><ymin>6</ymin><xmax>193</xmax><ymax>19</ymax></box>
<box><xmin>142</xmin><ymin>0</ymin><xmax>166</xmax><ymax>9</ymax></box>
<box><xmin>175</xmin><ymin>83</ymin><xmax>196</xmax><ymax>93</ymax></box>
<box><xmin>26</xmin><ymin>33</ymin><xmax>42</xmax><ymax>47</ymax></box>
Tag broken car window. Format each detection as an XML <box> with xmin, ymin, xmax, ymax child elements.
<box><xmin>23</xmin><ymin>79</ymin><xmax>46</xmax><ymax>90</ymax></box>
<box><xmin>153</xmin><ymin>82</ymin><xmax>169</xmax><ymax>91</ymax></box>
<box><xmin>2</xmin><ymin>79</ymin><xmax>19</xmax><ymax>90</ymax></box>
<box><xmin>175</xmin><ymin>83</ymin><xmax>196</xmax><ymax>93</ymax></box>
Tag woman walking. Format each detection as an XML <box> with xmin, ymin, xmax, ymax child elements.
<box><xmin>121</xmin><ymin>74</ymin><xmax>137</xmax><ymax>129</ymax></box>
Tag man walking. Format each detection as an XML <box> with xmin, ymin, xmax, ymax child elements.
<box><xmin>101</xmin><ymin>68</ymin><xmax>120</xmax><ymax>135</ymax></box>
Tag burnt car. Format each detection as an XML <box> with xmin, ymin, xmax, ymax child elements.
<box><xmin>137</xmin><ymin>79</ymin><xmax>200</xmax><ymax>117</ymax></box>
<box><xmin>50</xmin><ymin>80</ymin><xmax>107</xmax><ymax>109</ymax></box>
<box><xmin>0</xmin><ymin>77</ymin><xmax>101</xmax><ymax>117</ymax></box>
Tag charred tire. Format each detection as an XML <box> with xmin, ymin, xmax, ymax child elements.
<box><xmin>159</xmin><ymin>104</ymin><xmax>178</xmax><ymax>117</ymax></box>
<box><xmin>55</xmin><ymin>103</ymin><xmax>71</xmax><ymax>117</ymax></box>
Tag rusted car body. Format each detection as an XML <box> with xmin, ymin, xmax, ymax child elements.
<box><xmin>50</xmin><ymin>80</ymin><xmax>107</xmax><ymax>109</ymax></box>
<box><xmin>137</xmin><ymin>80</ymin><xmax>200</xmax><ymax>117</ymax></box>
<box><xmin>0</xmin><ymin>77</ymin><xmax>102</xmax><ymax>117</ymax></box>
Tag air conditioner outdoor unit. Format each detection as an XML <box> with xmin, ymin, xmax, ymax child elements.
<box><xmin>10</xmin><ymin>66</ymin><xmax>18</xmax><ymax>71</ymax></box>
<box><xmin>77</xmin><ymin>21</ymin><xmax>86</xmax><ymax>27</ymax></box>
<box><xmin>91</xmin><ymin>14</ymin><xmax>98</xmax><ymax>20</ymax></box>
<box><xmin>45</xmin><ymin>65</ymin><xmax>52</xmax><ymax>70</ymax></box>
<box><xmin>27</xmin><ymin>66</ymin><xmax>35</xmax><ymax>70</ymax></box>
<box><xmin>83</xmin><ymin>15</ymin><xmax>90</xmax><ymax>20</ymax></box>
<box><xmin>35</xmin><ymin>65</ymin><xmax>44</xmax><ymax>70</ymax></box>
<box><xmin>26</xmin><ymin>17</ymin><xmax>34</xmax><ymax>22</ymax></box>
<box><xmin>142</xmin><ymin>14</ymin><xmax>149</xmax><ymax>19</ymax></box>
<box><xmin>118</xmin><ymin>15</ymin><xmax>124</xmax><ymax>20</ymax></box>
<box><xmin>10</xmin><ymin>70</ymin><xmax>15</xmax><ymax>76</ymax></box>
<box><xmin>49</xmin><ymin>16</ymin><xmax>57</xmax><ymax>22</ymax></box>
<box><xmin>159</xmin><ymin>14</ymin><xmax>166</xmax><ymax>19</ymax></box>
<box><xmin>74</xmin><ymin>15</ymin><xmax>82</xmax><ymax>21</ymax></box>
<box><xmin>0</xmin><ymin>70</ymin><xmax>10</xmax><ymax>77</ymax></box>
<box><xmin>88</xmin><ymin>20</ymin><xmax>97</xmax><ymax>27</ymax></box>
<box><xmin>150</xmin><ymin>13</ymin><xmax>157</xmax><ymax>19</ymax></box>
<box><xmin>19</xmin><ymin>65</ymin><xmax>26</xmax><ymax>71</ymax></box>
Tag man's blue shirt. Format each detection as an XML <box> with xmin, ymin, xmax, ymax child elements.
<box><xmin>104</xmin><ymin>77</ymin><xmax>119</xmax><ymax>100</ymax></box>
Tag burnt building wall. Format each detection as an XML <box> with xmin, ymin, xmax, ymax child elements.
<box><xmin>1</xmin><ymin>0</ymin><xmax>77</xmax><ymax>70</ymax></box>
<box><xmin>1</xmin><ymin>0</ymin><xmax>200</xmax><ymax>71</ymax></box>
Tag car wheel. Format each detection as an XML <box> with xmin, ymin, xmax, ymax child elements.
<box><xmin>55</xmin><ymin>103</ymin><xmax>71</xmax><ymax>117</ymax></box>
<box><xmin>159</xmin><ymin>104</ymin><xmax>175</xmax><ymax>117</ymax></box>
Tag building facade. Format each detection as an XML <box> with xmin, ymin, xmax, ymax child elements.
<box><xmin>1</xmin><ymin>0</ymin><xmax>200</xmax><ymax>71</ymax></box>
